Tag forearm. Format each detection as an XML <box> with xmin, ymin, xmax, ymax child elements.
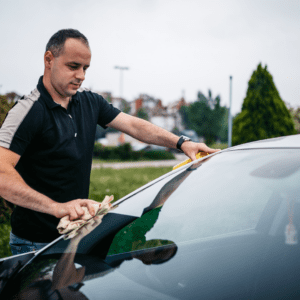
<box><xmin>0</xmin><ymin>168</ymin><xmax>57</xmax><ymax>217</ymax></box>
<box><xmin>122</xmin><ymin>117</ymin><xmax>179</xmax><ymax>149</ymax></box>
<box><xmin>108</xmin><ymin>112</ymin><xmax>221</xmax><ymax>161</ymax></box>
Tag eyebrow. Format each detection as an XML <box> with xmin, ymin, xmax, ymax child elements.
<box><xmin>68</xmin><ymin>62</ymin><xmax>90</xmax><ymax>68</ymax></box>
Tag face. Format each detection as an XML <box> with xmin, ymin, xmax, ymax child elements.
<box><xmin>46</xmin><ymin>38</ymin><xmax>91</xmax><ymax>99</ymax></box>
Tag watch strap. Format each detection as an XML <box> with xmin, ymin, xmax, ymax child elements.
<box><xmin>176</xmin><ymin>135</ymin><xmax>191</xmax><ymax>151</ymax></box>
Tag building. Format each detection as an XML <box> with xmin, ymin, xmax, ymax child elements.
<box><xmin>130</xmin><ymin>94</ymin><xmax>186</xmax><ymax>132</ymax></box>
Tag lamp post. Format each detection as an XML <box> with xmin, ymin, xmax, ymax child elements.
<box><xmin>228</xmin><ymin>76</ymin><xmax>233</xmax><ymax>147</ymax></box>
<box><xmin>114</xmin><ymin>66</ymin><xmax>129</xmax><ymax>98</ymax></box>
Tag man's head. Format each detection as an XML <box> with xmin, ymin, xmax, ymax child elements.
<box><xmin>44</xmin><ymin>29</ymin><xmax>91</xmax><ymax>100</ymax></box>
<box><xmin>45</xmin><ymin>29</ymin><xmax>90</xmax><ymax>58</ymax></box>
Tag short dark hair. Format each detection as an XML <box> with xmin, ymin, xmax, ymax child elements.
<box><xmin>45</xmin><ymin>29</ymin><xmax>89</xmax><ymax>57</ymax></box>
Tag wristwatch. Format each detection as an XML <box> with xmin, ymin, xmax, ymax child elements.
<box><xmin>176</xmin><ymin>135</ymin><xmax>191</xmax><ymax>152</ymax></box>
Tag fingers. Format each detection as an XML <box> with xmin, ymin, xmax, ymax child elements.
<box><xmin>68</xmin><ymin>207</ymin><xmax>80</xmax><ymax>221</ymax></box>
<box><xmin>200</xmin><ymin>143</ymin><xmax>221</xmax><ymax>153</ymax></box>
<box><xmin>74</xmin><ymin>204</ymin><xmax>85</xmax><ymax>218</ymax></box>
<box><xmin>78</xmin><ymin>199</ymin><xmax>101</xmax><ymax>218</ymax></box>
<box><xmin>56</xmin><ymin>199</ymin><xmax>102</xmax><ymax>221</ymax></box>
<box><xmin>190</xmin><ymin>153</ymin><xmax>197</xmax><ymax>161</ymax></box>
<box><xmin>85</xmin><ymin>201</ymin><xmax>96</xmax><ymax>217</ymax></box>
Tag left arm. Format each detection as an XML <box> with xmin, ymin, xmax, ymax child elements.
<box><xmin>107</xmin><ymin>112</ymin><xmax>220</xmax><ymax>161</ymax></box>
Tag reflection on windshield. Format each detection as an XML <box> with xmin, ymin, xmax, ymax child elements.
<box><xmin>11</xmin><ymin>199</ymin><xmax>116</xmax><ymax>299</ymax></box>
<box><xmin>107</xmin><ymin>158</ymin><xmax>206</xmax><ymax>257</ymax></box>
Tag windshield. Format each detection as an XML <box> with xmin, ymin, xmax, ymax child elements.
<box><xmin>108</xmin><ymin>148</ymin><xmax>300</xmax><ymax>253</ymax></box>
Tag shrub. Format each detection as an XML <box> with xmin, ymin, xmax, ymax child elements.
<box><xmin>93</xmin><ymin>143</ymin><xmax>175</xmax><ymax>161</ymax></box>
<box><xmin>143</xmin><ymin>150</ymin><xmax>175</xmax><ymax>160</ymax></box>
<box><xmin>0</xmin><ymin>223</ymin><xmax>12</xmax><ymax>258</ymax></box>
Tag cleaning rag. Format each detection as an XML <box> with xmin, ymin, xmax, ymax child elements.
<box><xmin>57</xmin><ymin>195</ymin><xmax>114</xmax><ymax>235</ymax></box>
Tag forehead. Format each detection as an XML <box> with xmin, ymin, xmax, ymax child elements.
<box><xmin>59</xmin><ymin>38</ymin><xmax>91</xmax><ymax>62</ymax></box>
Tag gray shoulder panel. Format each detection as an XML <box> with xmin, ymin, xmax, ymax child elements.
<box><xmin>0</xmin><ymin>88</ymin><xmax>40</xmax><ymax>149</ymax></box>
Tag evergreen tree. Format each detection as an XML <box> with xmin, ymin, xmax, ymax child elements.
<box><xmin>232</xmin><ymin>64</ymin><xmax>296</xmax><ymax>146</ymax></box>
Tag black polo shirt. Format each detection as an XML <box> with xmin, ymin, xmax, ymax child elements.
<box><xmin>0</xmin><ymin>76</ymin><xmax>121</xmax><ymax>242</ymax></box>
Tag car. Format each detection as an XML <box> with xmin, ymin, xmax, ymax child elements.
<box><xmin>1</xmin><ymin>134</ymin><xmax>300</xmax><ymax>299</ymax></box>
<box><xmin>180</xmin><ymin>129</ymin><xmax>201</xmax><ymax>143</ymax></box>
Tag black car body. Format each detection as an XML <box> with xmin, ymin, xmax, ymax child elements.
<box><xmin>1</xmin><ymin>134</ymin><xmax>300</xmax><ymax>299</ymax></box>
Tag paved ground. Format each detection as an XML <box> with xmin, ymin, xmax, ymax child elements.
<box><xmin>92</xmin><ymin>154</ymin><xmax>188</xmax><ymax>169</ymax></box>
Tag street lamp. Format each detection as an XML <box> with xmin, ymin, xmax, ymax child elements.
<box><xmin>114</xmin><ymin>66</ymin><xmax>129</xmax><ymax>98</ymax></box>
<box><xmin>228</xmin><ymin>76</ymin><xmax>233</xmax><ymax>147</ymax></box>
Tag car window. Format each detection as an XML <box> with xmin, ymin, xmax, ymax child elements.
<box><xmin>107</xmin><ymin>149</ymin><xmax>300</xmax><ymax>255</ymax></box>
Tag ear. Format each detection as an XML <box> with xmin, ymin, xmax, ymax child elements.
<box><xmin>44</xmin><ymin>51</ymin><xmax>54</xmax><ymax>69</ymax></box>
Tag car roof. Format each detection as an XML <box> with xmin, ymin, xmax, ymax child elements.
<box><xmin>226</xmin><ymin>134</ymin><xmax>300</xmax><ymax>151</ymax></box>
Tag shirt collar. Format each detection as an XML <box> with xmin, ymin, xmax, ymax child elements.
<box><xmin>37</xmin><ymin>76</ymin><xmax>79</xmax><ymax>110</ymax></box>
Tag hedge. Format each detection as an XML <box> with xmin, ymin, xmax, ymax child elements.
<box><xmin>93</xmin><ymin>143</ymin><xmax>175</xmax><ymax>161</ymax></box>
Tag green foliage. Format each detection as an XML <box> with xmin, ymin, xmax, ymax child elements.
<box><xmin>136</xmin><ymin>108</ymin><xmax>149</xmax><ymax>121</ymax></box>
<box><xmin>208</xmin><ymin>142</ymin><xmax>228</xmax><ymax>150</ymax></box>
<box><xmin>108</xmin><ymin>207</ymin><xmax>172</xmax><ymax>255</ymax></box>
<box><xmin>143</xmin><ymin>150</ymin><xmax>175</xmax><ymax>160</ymax></box>
<box><xmin>232</xmin><ymin>64</ymin><xmax>296</xmax><ymax>146</ymax></box>
<box><xmin>93</xmin><ymin>143</ymin><xmax>175</xmax><ymax>161</ymax></box>
<box><xmin>0</xmin><ymin>197</ymin><xmax>14</xmax><ymax>224</ymax></box>
<box><xmin>179</xmin><ymin>106</ymin><xmax>193</xmax><ymax>129</ymax></box>
<box><xmin>180</xmin><ymin>91</ymin><xmax>228</xmax><ymax>145</ymax></box>
<box><xmin>0</xmin><ymin>223</ymin><xmax>12</xmax><ymax>258</ymax></box>
<box><xmin>120</xmin><ymin>99</ymin><xmax>131</xmax><ymax>114</ymax></box>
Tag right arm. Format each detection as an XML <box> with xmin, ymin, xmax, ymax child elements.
<box><xmin>0</xmin><ymin>147</ymin><xmax>97</xmax><ymax>220</ymax></box>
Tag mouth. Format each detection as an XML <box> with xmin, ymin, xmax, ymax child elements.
<box><xmin>70</xmin><ymin>83</ymin><xmax>81</xmax><ymax>88</ymax></box>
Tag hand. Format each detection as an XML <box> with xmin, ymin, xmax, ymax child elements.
<box><xmin>181</xmin><ymin>141</ymin><xmax>221</xmax><ymax>161</ymax></box>
<box><xmin>54</xmin><ymin>199</ymin><xmax>100</xmax><ymax>221</ymax></box>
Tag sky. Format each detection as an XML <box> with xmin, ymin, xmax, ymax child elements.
<box><xmin>0</xmin><ymin>0</ymin><xmax>299</xmax><ymax>115</ymax></box>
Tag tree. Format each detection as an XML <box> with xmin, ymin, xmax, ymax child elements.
<box><xmin>179</xmin><ymin>105</ymin><xmax>192</xmax><ymax>129</ymax></box>
<box><xmin>180</xmin><ymin>90</ymin><xmax>228</xmax><ymax>145</ymax></box>
<box><xmin>120</xmin><ymin>99</ymin><xmax>131</xmax><ymax>114</ymax></box>
<box><xmin>136</xmin><ymin>108</ymin><xmax>149</xmax><ymax>121</ymax></box>
<box><xmin>232</xmin><ymin>64</ymin><xmax>296</xmax><ymax>146</ymax></box>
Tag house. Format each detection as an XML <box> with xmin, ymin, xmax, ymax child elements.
<box><xmin>130</xmin><ymin>94</ymin><xmax>185</xmax><ymax>132</ymax></box>
<box><xmin>97</xmin><ymin>91</ymin><xmax>131</xmax><ymax>113</ymax></box>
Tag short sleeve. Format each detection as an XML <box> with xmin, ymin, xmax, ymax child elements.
<box><xmin>96</xmin><ymin>94</ymin><xmax>121</xmax><ymax>129</ymax></box>
<box><xmin>0</xmin><ymin>100</ymin><xmax>43</xmax><ymax>156</ymax></box>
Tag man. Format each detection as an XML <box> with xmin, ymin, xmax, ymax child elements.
<box><xmin>0</xmin><ymin>29</ymin><xmax>219</xmax><ymax>255</ymax></box>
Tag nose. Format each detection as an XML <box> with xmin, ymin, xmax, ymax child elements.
<box><xmin>75</xmin><ymin>68</ymin><xmax>85</xmax><ymax>81</ymax></box>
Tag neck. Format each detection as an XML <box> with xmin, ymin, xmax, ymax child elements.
<box><xmin>43</xmin><ymin>74</ymin><xmax>71</xmax><ymax>109</ymax></box>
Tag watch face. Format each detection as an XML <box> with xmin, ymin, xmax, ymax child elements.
<box><xmin>177</xmin><ymin>136</ymin><xmax>191</xmax><ymax>151</ymax></box>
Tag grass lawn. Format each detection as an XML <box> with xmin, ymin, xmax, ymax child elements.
<box><xmin>0</xmin><ymin>166</ymin><xmax>172</xmax><ymax>259</ymax></box>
